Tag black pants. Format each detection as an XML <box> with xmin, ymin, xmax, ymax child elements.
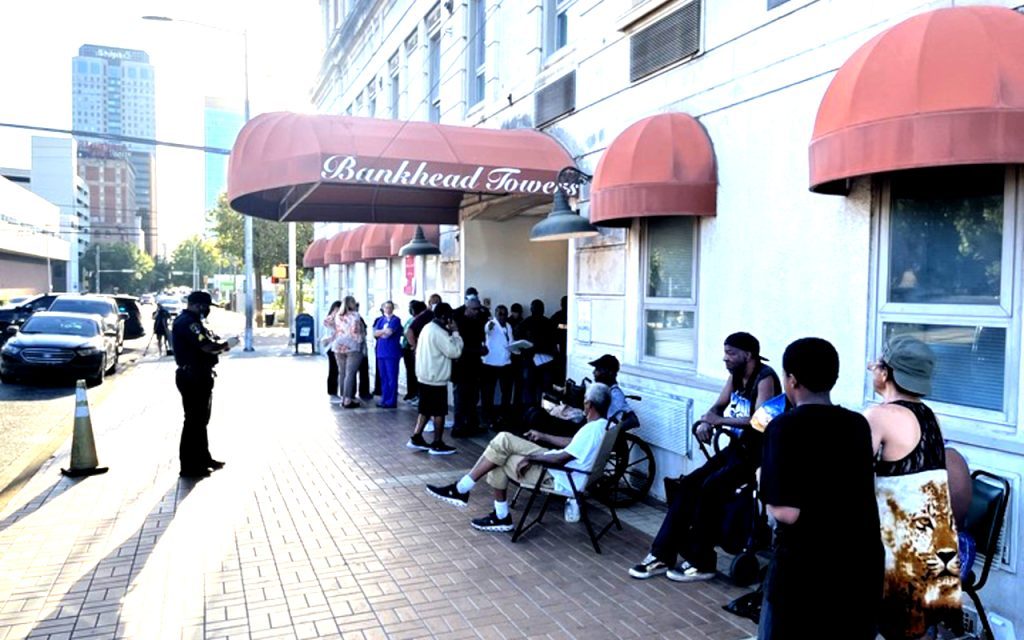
<box><xmin>523</xmin><ymin>361</ymin><xmax>554</xmax><ymax>408</ymax></box>
<box><xmin>480</xmin><ymin>364</ymin><xmax>513</xmax><ymax>423</ymax></box>
<box><xmin>176</xmin><ymin>368</ymin><xmax>214</xmax><ymax>471</ymax></box>
<box><xmin>453</xmin><ymin>361</ymin><xmax>481</xmax><ymax>431</ymax></box>
<box><xmin>327</xmin><ymin>350</ymin><xmax>339</xmax><ymax>395</ymax></box>
<box><xmin>402</xmin><ymin>347</ymin><xmax>419</xmax><ymax>399</ymax></box>
<box><xmin>651</xmin><ymin>444</ymin><xmax>755</xmax><ymax>571</ymax></box>
<box><xmin>358</xmin><ymin>351</ymin><xmax>371</xmax><ymax>398</ymax></box>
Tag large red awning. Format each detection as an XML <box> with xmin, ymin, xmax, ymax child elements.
<box><xmin>302</xmin><ymin>237</ymin><xmax>328</xmax><ymax>268</ymax></box>
<box><xmin>338</xmin><ymin>225</ymin><xmax>369</xmax><ymax>264</ymax></box>
<box><xmin>590</xmin><ymin>113</ymin><xmax>716</xmax><ymax>227</ymax></box>
<box><xmin>323</xmin><ymin>231</ymin><xmax>348</xmax><ymax>265</ymax></box>
<box><xmin>390</xmin><ymin>224</ymin><xmax>440</xmax><ymax>255</ymax></box>
<box><xmin>361</xmin><ymin>224</ymin><xmax>395</xmax><ymax>260</ymax></box>
<box><xmin>810</xmin><ymin>6</ymin><xmax>1024</xmax><ymax>194</ymax></box>
<box><xmin>227</xmin><ymin>113</ymin><xmax>576</xmax><ymax>224</ymax></box>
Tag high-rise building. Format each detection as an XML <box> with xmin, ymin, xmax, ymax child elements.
<box><xmin>203</xmin><ymin>96</ymin><xmax>244</xmax><ymax>214</ymax></box>
<box><xmin>77</xmin><ymin>143</ymin><xmax>140</xmax><ymax>250</ymax></box>
<box><xmin>72</xmin><ymin>44</ymin><xmax>158</xmax><ymax>256</ymax></box>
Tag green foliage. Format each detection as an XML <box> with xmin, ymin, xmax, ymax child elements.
<box><xmin>170</xmin><ymin>236</ymin><xmax>222</xmax><ymax>288</ymax></box>
<box><xmin>207</xmin><ymin>193</ymin><xmax>314</xmax><ymax>277</ymax></box>
<box><xmin>81</xmin><ymin>242</ymin><xmax>154</xmax><ymax>295</ymax></box>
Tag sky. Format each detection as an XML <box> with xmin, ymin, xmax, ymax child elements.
<box><xmin>0</xmin><ymin>0</ymin><xmax>322</xmax><ymax>256</ymax></box>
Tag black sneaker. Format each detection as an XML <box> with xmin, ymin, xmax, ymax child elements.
<box><xmin>629</xmin><ymin>553</ymin><xmax>669</xmax><ymax>579</ymax></box>
<box><xmin>426</xmin><ymin>483</ymin><xmax>469</xmax><ymax>508</ymax></box>
<box><xmin>406</xmin><ymin>434</ymin><xmax>431</xmax><ymax>451</ymax></box>
<box><xmin>428</xmin><ymin>441</ymin><xmax>457</xmax><ymax>456</ymax></box>
<box><xmin>470</xmin><ymin>511</ymin><xmax>514</xmax><ymax>532</ymax></box>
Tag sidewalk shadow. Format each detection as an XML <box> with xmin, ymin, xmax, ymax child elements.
<box><xmin>23</xmin><ymin>478</ymin><xmax>199</xmax><ymax>638</ymax></box>
<box><xmin>0</xmin><ymin>476</ymin><xmax>79</xmax><ymax>536</ymax></box>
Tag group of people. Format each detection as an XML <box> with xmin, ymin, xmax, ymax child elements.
<box><xmin>321</xmin><ymin>288</ymin><xmax>572</xmax><ymax>456</ymax></box>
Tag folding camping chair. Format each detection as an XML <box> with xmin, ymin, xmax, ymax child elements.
<box><xmin>509</xmin><ymin>416</ymin><xmax>623</xmax><ymax>554</ymax></box>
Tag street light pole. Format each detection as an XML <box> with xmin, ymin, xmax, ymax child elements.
<box><xmin>95</xmin><ymin>246</ymin><xmax>100</xmax><ymax>293</ymax></box>
<box><xmin>142</xmin><ymin>15</ymin><xmax>254</xmax><ymax>350</ymax></box>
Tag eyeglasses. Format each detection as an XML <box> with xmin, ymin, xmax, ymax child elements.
<box><xmin>866</xmin><ymin>360</ymin><xmax>885</xmax><ymax>372</ymax></box>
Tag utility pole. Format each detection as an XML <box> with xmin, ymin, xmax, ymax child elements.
<box><xmin>287</xmin><ymin>222</ymin><xmax>296</xmax><ymax>342</ymax></box>
<box><xmin>192</xmin><ymin>241</ymin><xmax>198</xmax><ymax>290</ymax></box>
<box><xmin>95</xmin><ymin>246</ymin><xmax>100</xmax><ymax>293</ymax></box>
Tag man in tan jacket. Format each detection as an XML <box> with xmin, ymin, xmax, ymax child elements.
<box><xmin>407</xmin><ymin>303</ymin><xmax>463</xmax><ymax>455</ymax></box>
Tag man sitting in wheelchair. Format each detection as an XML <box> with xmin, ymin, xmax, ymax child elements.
<box><xmin>630</xmin><ymin>332</ymin><xmax>781</xmax><ymax>582</ymax></box>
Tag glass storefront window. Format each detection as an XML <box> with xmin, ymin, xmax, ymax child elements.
<box><xmin>642</xmin><ymin>217</ymin><xmax>697</xmax><ymax>367</ymax></box>
<box><xmin>645</xmin><ymin>309</ymin><xmax>695</xmax><ymax>362</ymax></box>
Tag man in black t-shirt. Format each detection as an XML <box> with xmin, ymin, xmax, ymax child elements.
<box><xmin>630</xmin><ymin>332</ymin><xmax>780</xmax><ymax>582</ymax></box>
<box><xmin>758</xmin><ymin>338</ymin><xmax>882</xmax><ymax>639</ymax></box>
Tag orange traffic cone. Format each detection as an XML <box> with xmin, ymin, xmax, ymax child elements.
<box><xmin>61</xmin><ymin>380</ymin><xmax>109</xmax><ymax>477</ymax></box>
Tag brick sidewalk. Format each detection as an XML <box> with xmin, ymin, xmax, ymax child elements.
<box><xmin>0</xmin><ymin>341</ymin><xmax>757</xmax><ymax>640</ymax></box>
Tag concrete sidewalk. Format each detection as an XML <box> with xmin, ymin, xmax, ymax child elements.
<box><xmin>0</xmin><ymin>337</ymin><xmax>757</xmax><ymax>640</ymax></box>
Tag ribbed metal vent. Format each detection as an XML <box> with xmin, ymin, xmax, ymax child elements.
<box><xmin>629</xmin><ymin>2</ymin><xmax>701</xmax><ymax>82</ymax></box>
<box><xmin>535</xmin><ymin>71</ymin><xmax>576</xmax><ymax>127</ymax></box>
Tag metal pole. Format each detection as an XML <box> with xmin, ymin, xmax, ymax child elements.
<box><xmin>192</xmin><ymin>241</ymin><xmax>198</xmax><ymax>290</ymax></box>
<box><xmin>287</xmin><ymin>222</ymin><xmax>296</xmax><ymax>343</ymax></box>
<box><xmin>95</xmin><ymin>246</ymin><xmax>100</xmax><ymax>293</ymax></box>
<box><xmin>242</xmin><ymin>28</ymin><xmax>255</xmax><ymax>351</ymax></box>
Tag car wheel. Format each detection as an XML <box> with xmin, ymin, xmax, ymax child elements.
<box><xmin>106</xmin><ymin>350</ymin><xmax>118</xmax><ymax>374</ymax></box>
<box><xmin>87</xmin><ymin>358</ymin><xmax>105</xmax><ymax>387</ymax></box>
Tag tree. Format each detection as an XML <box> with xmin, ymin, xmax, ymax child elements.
<box><xmin>170</xmin><ymin>236</ymin><xmax>222</xmax><ymax>288</ymax></box>
<box><xmin>208</xmin><ymin>193</ymin><xmax>314</xmax><ymax>322</ymax></box>
<box><xmin>81</xmin><ymin>242</ymin><xmax>154</xmax><ymax>295</ymax></box>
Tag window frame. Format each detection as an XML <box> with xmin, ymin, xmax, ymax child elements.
<box><xmin>639</xmin><ymin>216</ymin><xmax>700</xmax><ymax>370</ymax></box>
<box><xmin>543</xmin><ymin>0</ymin><xmax>572</xmax><ymax>59</ymax></box>
<box><xmin>427</xmin><ymin>31</ymin><xmax>441</xmax><ymax>123</ymax></box>
<box><xmin>467</xmin><ymin>0</ymin><xmax>487</xmax><ymax>106</ymax></box>
<box><xmin>867</xmin><ymin>167</ymin><xmax>1023</xmax><ymax>426</ymax></box>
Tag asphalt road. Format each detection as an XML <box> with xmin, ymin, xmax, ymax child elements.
<box><xmin>0</xmin><ymin>306</ymin><xmax>246</xmax><ymax>510</ymax></box>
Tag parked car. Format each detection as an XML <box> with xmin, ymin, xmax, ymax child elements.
<box><xmin>111</xmin><ymin>295</ymin><xmax>145</xmax><ymax>340</ymax></box>
<box><xmin>155</xmin><ymin>294</ymin><xmax>185</xmax><ymax>316</ymax></box>
<box><xmin>48</xmin><ymin>295</ymin><xmax>125</xmax><ymax>352</ymax></box>
<box><xmin>0</xmin><ymin>312</ymin><xmax>118</xmax><ymax>386</ymax></box>
<box><xmin>0</xmin><ymin>293</ymin><xmax>61</xmax><ymax>344</ymax></box>
<box><xmin>139</xmin><ymin>293</ymin><xmax>155</xmax><ymax>306</ymax></box>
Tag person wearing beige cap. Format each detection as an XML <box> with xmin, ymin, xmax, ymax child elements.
<box><xmin>864</xmin><ymin>335</ymin><xmax>962</xmax><ymax>639</ymax></box>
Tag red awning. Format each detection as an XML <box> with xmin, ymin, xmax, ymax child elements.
<box><xmin>302</xmin><ymin>237</ymin><xmax>328</xmax><ymax>268</ymax></box>
<box><xmin>810</xmin><ymin>6</ymin><xmax>1024</xmax><ymax>194</ymax></box>
<box><xmin>590</xmin><ymin>113</ymin><xmax>716</xmax><ymax>227</ymax></box>
<box><xmin>323</xmin><ymin>231</ymin><xmax>348</xmax><ymax>265</ymax></box>
<box><xmin>227</xmin><ymin>113</ymin><xmax>575</xmax><ymax>224</ymax></box>
<box><xmin>390</xmin><ymin>224</ymin><xmax>440</xmax><ymax>255</ymax></box>
<box><xmin>339</xmin><ymin>225</ymin><xmax>369</xmax><ymax>264</ymax></box>
<box><xmin>361</xmin><ymin>224</ymin><xmax>395</xmax><ymax>260</ymax></box>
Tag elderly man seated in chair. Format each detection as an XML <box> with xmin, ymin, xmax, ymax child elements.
<box><xmin>426</xmin><ymin>383</ymin><xmax>612</xmax><ymax>532</ymax></box>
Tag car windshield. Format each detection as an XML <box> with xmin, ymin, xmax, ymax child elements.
<box><xmin>21</xmin><ymin>316</ymin><xmax>98</xmax><ymax>337</ymax></box>
<box><xmin>50</xmin><ymin>299</ymin><xmax>114</xmax><ymax>317</ymax></box>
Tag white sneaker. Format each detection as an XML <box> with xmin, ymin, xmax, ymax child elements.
<box><xmin>564</xmin><ymin>498</ymin><xmax>580</xmax><ymax>523</ymax></box>
<box><xmin>330</xmin><ymin>395</ymin><xmax>343</xmax><ymax>405</ymax></box>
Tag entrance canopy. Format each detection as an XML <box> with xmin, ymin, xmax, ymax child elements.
<box><xmin>228</xmin><ymin>112</ymin><xmax>576</xmax><ymax>224</ymax></box>
<box><xmin>810</xmin><ymin>6</ymin><xmax>1024</xmax><ymax>194</ymax></box>
<box><xmin>590</xmin><ymin>113</ymin><xmax>717</xmax><ymax>227</ymax></box>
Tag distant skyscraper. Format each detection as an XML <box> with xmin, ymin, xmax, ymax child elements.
<box><xmin>204</xmin><ymin>96</ymin><xmax>244</xmax><ymax>213</ymax></box>
<box><xmin>77</xmin><ymin>143</ymin><xmax>140</xmax><ymax>250</ymax></box>
<box><xmin>72</xmin><ymin>44</ymin><xmax>158</xmax><ymax>256</ymax></box>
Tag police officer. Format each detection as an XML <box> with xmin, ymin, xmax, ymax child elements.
<box><xmin>173</xmin><ymin>291</ymin><xmax>231</xmax><ymax>478</ymax></box>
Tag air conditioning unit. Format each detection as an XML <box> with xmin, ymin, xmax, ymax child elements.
<box><xmin>961</xmin><ymin>603</ymin><xmax>1016</xmax><ymax>640</ymax></box>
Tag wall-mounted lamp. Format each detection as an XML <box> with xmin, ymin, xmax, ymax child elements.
<box><xmin>529</xmin><ymin>166</ymin><xmax>600</xmax><ymax>242</ymax></box>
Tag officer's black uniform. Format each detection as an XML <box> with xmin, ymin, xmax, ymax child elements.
<box><xmin>172</xmin><ymin>300</ymin><xmax>223</xmax><ymax>475</ymax></box>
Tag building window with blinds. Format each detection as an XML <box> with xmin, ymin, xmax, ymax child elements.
<box><xmin>874</xmin><ymin>166</ymin><xmax>1020</xmax><ymax>421</ymax></box>
<box><xmin>467</xmin><ymin>0</ymin><xmax>486</xmax><ymax>106</ymax></box>
<box><xmin>641</xmin><ymin>217</ymin><xmax>698</xmax><ymax>367</ymax></box>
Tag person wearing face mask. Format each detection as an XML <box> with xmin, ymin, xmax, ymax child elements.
<box><xmin>172</xmin><ymin>291</ymin><xmax>232</xmax><ymax>478</ymax></box>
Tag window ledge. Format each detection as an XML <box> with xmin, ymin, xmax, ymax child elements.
<box><xmin>616</xmin><ymin>0</ymin><xmax>686</xmax><ymax>32</ymax></box>
<box><xmin>542</xmin><ymin>45</ymin><xmax>576</xmax><ymax>71</ymax></box>
<box><xmin>620</xmin><ymin>362</ymin><xmax>722</xmax><ymax>394</ymax></box>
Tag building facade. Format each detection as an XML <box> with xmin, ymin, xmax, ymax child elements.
<box><xmin>72</xmin><ymin>44</ymin><xmax>158</xmax><ymax>255</ymax></box>
<box><xmin>303</xmin><ymin>0</ymin><xmax>1024</xmax><ymax>630</ymax></box>
<box><xmin>0</xmin><ymin>176</ymin><xmax>70</xmax><ymax>300</ymax></box>
<box><xmin>27</xmin><ymin>137</ymin><xmax>91</xmax><ymax>292</ymax></box>
<box><xmin>203</xmin><ymin>96</ymin><xmax>245</xmax><ymax>214</ymax></box>
<box><xmin>77</xmin><ymin>143</ymin><xmax>140</xmax><ymax>250</ymax></box>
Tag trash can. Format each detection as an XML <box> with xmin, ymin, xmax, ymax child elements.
<box><xmin>294</xmin><ymin>313</ymin><xmax>316</xmax><ymax>354</ymax></box>
<box><xmin>264</xmin><ymin>312</ymin><xmax>276</xmax><ymax>327</ymax></box>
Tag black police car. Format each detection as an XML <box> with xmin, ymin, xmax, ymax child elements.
<box><xmin>1</xmin><ymin>312</ymin><xmax>119</xmax><ymax>386</ymax></box>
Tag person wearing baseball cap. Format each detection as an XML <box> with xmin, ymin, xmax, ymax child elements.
<box><xmin>864</xmin><ymin>335</ymin><xmax>962</xmax><ymax>638</ymax></box>
<box><xmin>172</xmin><ymin>290</ymin><xmax>232</xmax><ymax>478</ymax></box>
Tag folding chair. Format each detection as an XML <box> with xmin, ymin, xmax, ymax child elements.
<box><xmin>509</xmin><ymin>418</ymin><xmax>623</xmax><ymax>553</ymax></box>
<box><xmin>962</xmin><ymin>470</ymin><xmax>1010</xmax><ymax>640</ymax></box>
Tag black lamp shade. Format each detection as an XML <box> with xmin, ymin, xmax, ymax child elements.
<box><xmin>529</xmin><ymin>190</ymin><xmax>600</xmax><ymax>242</ymax></box>
<box><xmin>398</xmin><ymin>225</ymin><xmax>441</xmax><ymax>256</ymax></box>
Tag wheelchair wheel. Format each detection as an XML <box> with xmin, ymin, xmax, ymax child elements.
<box><xmin>597</xmin><ymin>432</ymin><xmax>656</xmax><ymax>507</ymax></box>
<box><xmin>729</xmin><ymin>551</ymin><xmax>760</xmax><ymax>587</ymax></box>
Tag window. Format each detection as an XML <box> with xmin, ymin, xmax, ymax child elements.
<box><xmin>544</xmin><ymin>0</ymin><xmax>570</xmax><ymax>57</ymax></box>
<box><xmin>427</xmin><ymin>32</ymin><xmax>441</xmax><ymax>122</ymax></box>
<box><xmin>642</xmin><ymin>217</ymin><xmax>698</xmax><ymax>365</ymax></box>
<box><xmin>367</xmin><ymin>79</ymin><xmax>377</xmax><ymax>117</ymax></box>
<box><xmin>467</xmin><ymin>0</ymin><xmax>486</xmax><ymax>105</ymax></box>
<box><xmin>873</xmin><ymin>166</ymin><xmax>1019</xmax><ymax>418</ymax></box>
<box><xmin>389</xmin><ymin>53</ymin><xmax>401</xmax><ymax>118</ymax></box>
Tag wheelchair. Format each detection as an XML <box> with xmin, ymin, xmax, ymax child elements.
<box><xmin>671</xmin><ymin>421</ymin><xmax>771</xmax><ymax>587</ymax></box>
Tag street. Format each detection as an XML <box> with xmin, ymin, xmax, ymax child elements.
<box><xmin>0</xmin><ymin>327</ymin><xmax>756</xmax><ymax>640</ymax></box>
